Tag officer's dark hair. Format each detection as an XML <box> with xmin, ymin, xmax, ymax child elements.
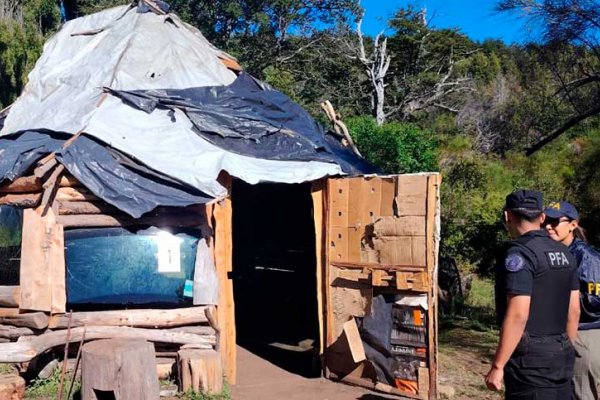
<box><xmin>574</xmin><ymin>225</ymin><xmax>589</xmax><ymax>244</ymax></box>
<box><xmin>509</xmin><ymin>209</ymin><xmax>543</xmax><ymax>223</ymax></box>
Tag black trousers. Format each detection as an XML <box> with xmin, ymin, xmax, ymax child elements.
<box><xmin>504</xmin><ymin>333</ymin><xmax>576</xmax><ymax>400</ymax></box>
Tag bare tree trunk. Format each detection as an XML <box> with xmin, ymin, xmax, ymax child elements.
<box><xmin>356</xmin><ymin>17</ymin><xmax>391</xmax><ymax>126</ymax></box>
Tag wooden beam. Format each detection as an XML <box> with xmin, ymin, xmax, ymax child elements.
<box><xmin>213</xmin><ymin>174</ymin><xmax>236</xmax><ymax>384</ymax></box>
<box><xmin>311</xmin><ymin>180</ymin><xmax>326</xmax><ymax>356</ymax></box>
<box><xmin>34</xmin><ymin>158</ymin><xmax>57</xmax><ymax>179</ymax></box>
<box><xmin>330</xmin><ymin>261</ymin><xmax>426</xmax><ymax>272</ymax></box>
<box><xmin>0</xmin><ymin>193</ymin><xmax>41</xmax><ymax>207</ymax></box>
<box><xmin>0</xmin><ymin>326</ymin><xmax>215</xmax><ymax>363</ymax></box>
<box><xmin>0</xmin><ymin>312</ymin><xmax>48</xmax><ymax>329</ymax></box>
<box><xmin>48</xmin><ymin>307</ymin><xmax>211</xmax><ymax>329</ymax></box>
<box><xmin>0</xmin><ymin>287</ymin><xmax>19</xmax><ymax>308</ymax></box>
<box><xmin>426</xmin><ymin>174</ymin><xmax>440</xmax><ymax>400</ymax></box>
<box><xmin>56</xmin><ymin>213</ymin><xmax>206</xmax><ymax>228</ymax></box>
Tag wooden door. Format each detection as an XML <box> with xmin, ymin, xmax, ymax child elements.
<box><xmin>317</xmin><ymin>174</ymin><xmax>441</xmax><ymax>399</ymax></box>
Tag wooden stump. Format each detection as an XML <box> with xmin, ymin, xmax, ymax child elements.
<box><xmin>178</xmin><ymin>349</ymin><xmax>223</xmax><ymax>394</ymax></box>
<box><xmin>0</xmin><ymin>374</ymin><xmax>25</xmax><ymax>400</ymax></box>
<box><xmin>81</xmin><ymin>339</ymin><xmax>159</xmax><ymax>400</ymax></box>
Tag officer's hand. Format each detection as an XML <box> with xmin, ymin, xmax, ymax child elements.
<box><xmin>484</xmin><ymin>365</ymin><xmax>503</xmax><ymax>391</ymax></box>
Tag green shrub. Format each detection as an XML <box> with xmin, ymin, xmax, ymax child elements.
<box><xmin>346</xmin><ymin>116</ymin><xmax>438</xmax><ymax>174</ymax></box>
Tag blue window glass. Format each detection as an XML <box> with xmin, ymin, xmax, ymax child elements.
<box><xmin>0</xmin><ymin>206</ymin><xmax>23</xmax><ymax>285</ymax></box>
<box><xmin>65</xmin><ymin>227</ymin><xmax>198</xmax><ymax>306</ymax></box>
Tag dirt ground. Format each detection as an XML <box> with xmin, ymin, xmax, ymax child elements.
<box><xmin>438</xmin><ymin>325</ymin><xmax>503</xmax><ymax>400</ymax></box>
<box><xmin>231</xmin><ymin>346</ymin><xmax>396</xmax><ymax>400</ymax></box>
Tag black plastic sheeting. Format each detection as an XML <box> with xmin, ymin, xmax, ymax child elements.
<box><xmin>105</xmin><ymin>73</ymin><xmax>378</xmax><ymax>175</ymax></box>
<box><xmin>0</xmin><ymin>131</ymin><xmax>211</xmax><ymax>218</ymax></box>
<box><xmin>358</xmin><ymin>294</ymin><xmax>426</xmax><ymax>388</ymax></box>
<box><xmin>56</xmin><ymin>135</ymin><xmax>211</xmax><ymax>218</ymax></box>
<box><xmin>0</xmin><ymin>131</ymin><xmax>66</xmax><ymax>182</ymax></box>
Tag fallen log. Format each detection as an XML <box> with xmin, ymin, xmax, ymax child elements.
<box><xmin>0</xmin><ymin>287</ymin><xmax>19</xmax><ymax>308</ymax></box>
<box><xmin>0</xmin><ymin>193</ymin><xmax>41</xmax><ymax>207</ymax></box>
<box><xmin>0</xmin><ymin>326</ymin><xmax>215</xmax><ymax>362</ymax></box>
<box><xmin>48</xmin><ymin>307</ymin><xmax>211</xmax><ymax>329</ymax></box>
<box><xmin>0</xmin><ymin>312</ymin><xmax>49</xmax><ymax>329</ymax></box>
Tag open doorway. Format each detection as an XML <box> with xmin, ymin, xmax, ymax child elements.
<box><xmin>232</xmin><ymin>179</ymin><xmax>320</xmax><ymax>377</ymax></box>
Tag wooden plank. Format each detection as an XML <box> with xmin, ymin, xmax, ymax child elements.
<box><xmin>0</xmin><ymin>287</ymin><xmax>19</xmax><ymax>308</ymax></box>
<box><xmin>0</xmin><ymin>326</ymin><xmax>215</xmax><ymax>363</ymax></box>
<box><xmin>311</xmin><ymin>180</ymin><xmax>326</xmax><ymax>356</ymax></box>
<box><xmin>48</xmin><ymin>307</ymin><xmax>211</xmax><ymax>329</ymax></box>
<box><xmin>331</xmin><ymin>261</ymin><xmax>426</xmax><ymax>272</ymax></box>
<box><xmin>213</xmin><ymin>174</ymin><xmax>236</xmax><ymax>384</ymax></box>
<box><xmin>371</xmin><ymin>269</ymin><xmax>383</xmax><ymax>286</ymax></box>
<box><xmin>50</xmin><ymin>223</ymin><xmax>65</xmax><ymax>314</ymax></box>
<box><xmin>396</xmin><ymin>175</ymin><xmax>428</xmax><ymax>216</ymax></box>
<box><xmin>0</xmin><ymin>312</ymin><xmax>48</xmax><ymax>329</ymax></box>
<box><xmin>0</xmin><ymin>193</ymin><xmax>41</xmax><ymax>207</ymax></box>
<box><xmin>19</xmin><ymin>208</ymin><xmax>52</xmax><ymax>312</ymax></box>
<box><xmin>325</xmin><ymin>179</ymin><xmax>335</xmax><ymax>351</ymax></box>
<box><xmin>426</xmin><ymin>174</ymin><xmax>440</xmax><ymax>400</ymax></box>
<box><xmin>342</xmin><ymin>319</ymin><xmax>365</xmax><ymax>363</ymax></box>
<box><xmin>33</xmin><ymin>158</ymin><xmax>57</xmax><ymax>179</ymax></box>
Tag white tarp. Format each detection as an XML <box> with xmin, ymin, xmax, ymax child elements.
<box><xmin>1</xmin><ymin>5</ymin><xmax>343</xmax><ymax>198</ymax></box>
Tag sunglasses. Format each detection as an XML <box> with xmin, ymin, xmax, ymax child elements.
<box><xmin>545</xmin><ymin>218</ymin><xmax>571</xmax><ymax>227</ymax></box>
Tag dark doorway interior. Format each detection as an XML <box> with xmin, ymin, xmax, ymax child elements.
<box><xmin>232</xmin><ymin>180</ymin><xmax>320</xmax><ymax>377</ymax></box>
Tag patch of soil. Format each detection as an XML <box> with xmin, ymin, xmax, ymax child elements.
<box><xmin>439</xmin><ymin>326</ymin><xmax>503</xmax><ymax>400</ymax></box>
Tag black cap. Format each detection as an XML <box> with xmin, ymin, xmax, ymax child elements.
<box><xmin>504</xmin><ymin>190</ymin><xmax>543</xmax><ymax>216</ymax></box>
<box><xmin>545</xmin><ymin>201</ymin><xmax>579</xmax><ymax>221</ymax></box>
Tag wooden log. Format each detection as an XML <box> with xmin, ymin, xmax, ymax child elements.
<box><xmin>0</xmin><ymin>309</ymin><xmax>19</xmax><ymax>318</ymax></box>
<box><xmin>0</xmin><ymin>193</ymin><xmax>41</xmax><ymax>207</ymax></box>
<box><xmin>0</xmin><ymin>326</ymin><xmax>215</xmax><ymax>363</ymax></box>
<box><xmin>81</xmin><ymin>339</ymin><xmax>159</xmax><ymax>400</ymax></box>
<box><xmin>0</xmin><ymin>325</ymin><xmax>34</xmax><ymax>340</ymax></box>
<box><xmin>0</xmin><ymin>312</ymin><xmax>49</xmax><ymax>329</ymax></box>
<box><xmin>34</xmin><ymin>158</ymin><xmax>57</xmax><ymax>179</ymax></box>
<box><xmin>0</xmin><ymin>287</ymin><xmax>19</xmax><ymax>308</ymax></box>
<box><xmin>55</xmin><ymin>187</ymin><xmax>98</xmax><ymax>202</ymax></box>
<box><xmin>49</xmin><ymin>307</ymin><xmax>211</xmax><ymax>329</ymax></box>
<box><xmin>56</xmin><ymin>212</ymin><xmax>205</xmax><ymax>228</ymax></box>
<box><xmin>0</xmin><ymin>374</ymin><xmax>25</xmax><ymax>400</ymax></box>
<box><xmin>156</xmin><ymin>357</ymin><xmax>175</xmax><ymax>379</ymax></box>
<box><xmin>178</xmin><ymin>349</ymin><xmax>223</xmax><ymax>394</ymax></box>
<box><xmin>57</xmin><ymin>201</ymin><xmax>118</xmax><ymax>215</ymax></box>
<box><xmin>0</xmin><ymin>176</ymin><xmax>41</xmax><ymax>194</ymax></box>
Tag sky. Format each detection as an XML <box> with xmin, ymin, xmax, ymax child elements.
<box><xmin>360</xmin><ymin>0</ymin><xmax>536</xmax><ymax>44</ymax></box>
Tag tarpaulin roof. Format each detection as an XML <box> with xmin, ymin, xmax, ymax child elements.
<box><xmin>0</xmin><ymin>1</ymin><xmax>375</xmax><ymax>216</ymax></box>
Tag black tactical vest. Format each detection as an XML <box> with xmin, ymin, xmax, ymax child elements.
<box><xmin>511</xmin><ymin>230</ymin><xmax>577</xmax><ymax>335</ymax></box>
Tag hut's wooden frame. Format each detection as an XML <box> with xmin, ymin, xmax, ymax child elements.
<box><xmin>0</xmin><ymin>168</ymin><xmax>441</xmax><ymax>398</ymax></box>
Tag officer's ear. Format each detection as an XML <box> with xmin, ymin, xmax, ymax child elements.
<box><xmin>539</xmin><ymin>213</ymin><xmax>546</xmax><ymax>225</ymax></box>
<box><xmin>504</xmin><ymin>210</ymin><xmax>510</xmax><ymax>224</ymax></box>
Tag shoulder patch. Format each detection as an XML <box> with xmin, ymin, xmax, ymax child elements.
<box><xmin>505</xmin><ymin>253</ymin><xmax>525</xmax><ymax>272</ymax></box>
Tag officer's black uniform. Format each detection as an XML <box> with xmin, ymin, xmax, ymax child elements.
<box><xmin>495</xmin><ymin>192</ymin><xmax>579</xmax><ymax>400</ymax></box>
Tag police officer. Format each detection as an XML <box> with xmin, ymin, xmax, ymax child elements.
<box><xmin>544</xmin><ymin>201</ymin><xmax>600</xmax><ymax>399</ymax></box>
<box><xmin>485</xmin><ymin>190</ymin><xmax>580</xmax><ymax>399</ymax></box>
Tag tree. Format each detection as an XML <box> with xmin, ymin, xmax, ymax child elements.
<box><xmin>497</xmin><ymin>0</ymin><xmax>600</xmax><ymax>154</ymax></box>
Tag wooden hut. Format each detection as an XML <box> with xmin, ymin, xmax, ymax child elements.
<box><xmin>0</xmin><ymin>1</ymin><xmax>441</xmax><ymax>398</ymax></box>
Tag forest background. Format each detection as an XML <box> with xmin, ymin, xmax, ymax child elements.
<box><xmin>2</xmin><ymin>0</ymin><xmax>600</xmax><ymax>318</ymax></box>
